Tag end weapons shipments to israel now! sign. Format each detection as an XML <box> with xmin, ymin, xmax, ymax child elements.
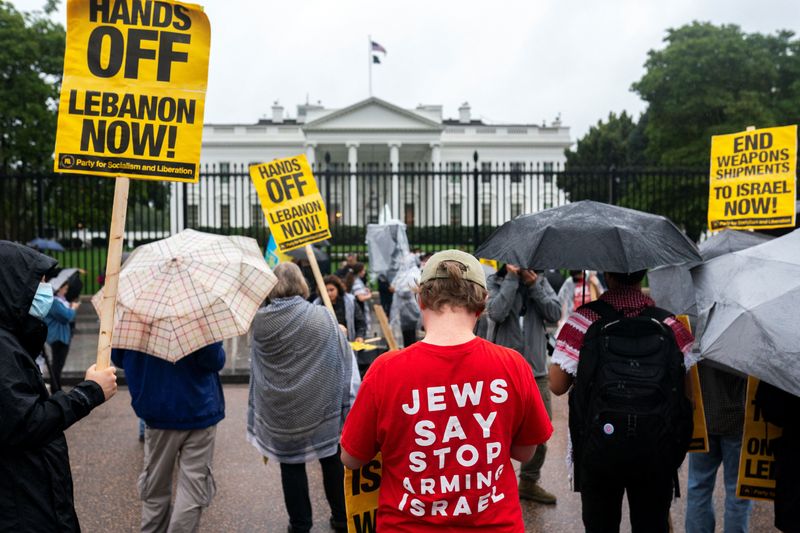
<box><xmin>54</xmin><ymin>0</ymin><xmax>210</xmax><ymax>182</ymax></box>
<box><xmin>250</xmin><ymin>155</ymin><xmax>332</xmax><ymax>252</ymax></box>
<box><xmin>708</xmin><ymin>125</ymin><xmax>797</xmax><ymax>231</ymax></box>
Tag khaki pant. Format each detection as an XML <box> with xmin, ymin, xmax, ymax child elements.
<box><xmin>139</xmin><ymin>425</ymin><xmax>217</xmax><ymax>533</ymax></box>
<box><xmin>520</xmin><ymin>375</ymin><xmax>551</xmax><ymax>483</ymax></box>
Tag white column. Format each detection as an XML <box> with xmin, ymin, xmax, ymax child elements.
<box><xmin>390</xmin><ymin>142</ymin><xmax>401</xmax><ymax>220</ymax></box>
<box><xmin>170</xmin><ymin>182</ymin><xmax>184</xmax><ymax>234</ymax></box>
<box><xmin>347</xmin><ymin>142</ymin><xmax>359</xmax><ymax>225</ymax></box>
<box><xmin>305</xmin><ymin>142</ymin><xmax>317</xmax><ymax>167</ymax></box>
<box><xmin>431</xmin><ymin>143</ymin><xmax>442</xmax><ymax>226</ymax></box>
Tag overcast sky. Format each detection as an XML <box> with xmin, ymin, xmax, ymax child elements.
<box><xmin>12</xmin><ymin>0</ymin><xmax>800</xmax><ymax>142</ymax></box>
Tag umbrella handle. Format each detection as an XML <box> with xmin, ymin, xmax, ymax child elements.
<box><xmin>306</xmin><ymin>244</ymin><xmax>335</xmax><ymax>315</ymax></box>
<box><xmin>96</xmin><ymin>178</ymin><xmax>130</xmax><ymax>370</ymax></box>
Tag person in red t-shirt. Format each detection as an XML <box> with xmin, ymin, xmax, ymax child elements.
<box><xmin>341</xmin><ymin>250</ymin><xmax>553</xmax><ymax>532</ymax></box>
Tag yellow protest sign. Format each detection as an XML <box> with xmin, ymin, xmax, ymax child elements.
<box><xmin>737</xmin><ymin>376</ymin><xmax>782</xmax><ymax>501</ymax></box>
<box><xmin>674</xmin><ymin>315</ymin><xmax>709</xmax><ymax>453</ymax></box>
<box><xmin>250</xmin><ymin>155</ymin><xmax>331</xmax><ymax>252</ymax></box>
<box><xmin>479</xmin><ymin>258</ymin><xmax>498</xmax><ymax>271</ymax></box>
<box><xmin>349</xmin><ymin>341</ymin><xmax>374</xmax><ymax>352</ymax></box>
<box><xmin>708</xmin><ymin>125</ymin><xmax>797</xmax><ymax>231</ymax></box>
<box><xmin>54</xmin><ymin>0</ymin><xmax>210</xmax><ymax>182</ymax></box>
<box><xmin>687</xmin><ymin>365</ymin><xmax>709</xmax><ymax>453</ymax></box>
<box><xmin>344</xmin><ymin>454</ymin><xmax>382</xmax><ymax>533</ymax></box>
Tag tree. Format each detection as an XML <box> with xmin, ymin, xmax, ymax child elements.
<box><xmin>560</xmin><ymin>111</ymin><xmax>649</xmax><ymax>203</ymax></box>
<box><xmin>562</xmin><ymin>22</ymin><xmax>800</xmax><ymax>240</ymax></box>
<box><xmin>0</xmin><ymin>0</ymin><xmax>64</xmax><ymax>172</ymax></box>
<box><xmin>0</xmin><ymin>1</ymin><xmax>65</xmax><ymax>240</ymax></box>
<box><xmin>0</xmin><ymin>1</ymin><xmax>169</xmax><ymax>242</ymax></box>
<box><xmin>565</xmin><ymin>111</ymin><xmax>645</xmax><ymax>169</ymax></box>
<box><xmin>632</xmin><ymin>22</ymin><xmax>800</xmax><ymax>166</ymax></box>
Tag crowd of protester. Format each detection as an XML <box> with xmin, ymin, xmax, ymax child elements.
<box><xmin>2</xmin><ymin>238</ymin><xmax>797</xmax><ymax>533</ymax></box>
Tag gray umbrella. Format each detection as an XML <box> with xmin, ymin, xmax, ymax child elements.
<box><xmin>475</xmin><ymin>200</ymin><xmax>701</xmax><ymax>272</ymax></box>
<box><xmin>691</xmin><ymin>228</ymin><xmax>800</xmax><ymax>396</ymax></box>
<box><xmin>649</xmin><ymin>229</ymin><xmax>774</xmax><ymax>322</ymax></box>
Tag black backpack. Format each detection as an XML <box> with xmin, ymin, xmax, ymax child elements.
<box><xmin>568</xmin><ymin>300</ymin><xmax>693</xmax><ymax>493</ymax></box>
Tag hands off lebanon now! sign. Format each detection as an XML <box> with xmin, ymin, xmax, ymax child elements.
<box><xmin>708</xmin><ymin>125</ymin><xmax>797</xmax><ymax>231</ymax></box>
<box><xmin>250</xmin><ymin>155</ymin><xmax>332</xmax><ymax>252</ymax></box>
<box><xmin>54</xmin><ymin>0</ymin><xmax>210</xmax><ymax>182</ymax></box>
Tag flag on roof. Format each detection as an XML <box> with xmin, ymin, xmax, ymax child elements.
<box><xmin>372</xmin><ymin>55</ymin><xmax>381</xmax><ymax>64</ymax></box>
<box><xmin>371</xmin><ymin>40</ymin><xmax>387</xmax><ymax>54</ymax></box>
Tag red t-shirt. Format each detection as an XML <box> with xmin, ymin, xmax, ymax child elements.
<box><xmin>341</xmin><ymin>337</ymin><xmax>553</xmax><ymax>532</ymax></box>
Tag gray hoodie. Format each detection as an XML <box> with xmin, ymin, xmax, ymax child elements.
<box><xmin>485</xmin><ymin>272</ymin><xmax>561</xmax><ymax>378</ymax></box>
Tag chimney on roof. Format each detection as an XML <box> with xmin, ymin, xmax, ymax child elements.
<box><xmin>416</xmin><ymin>104</ymin><xmax>443</xmax><ymax>120</ymax></box>
<box><xmin>458</xmin><ymin>102</ymin><xmax>471</xmax><ymax>124</ymax></box>
<box><xmin>272</xmin><ymin>101</ymin><xmax>284</xmax><ymax>123</ymax></box>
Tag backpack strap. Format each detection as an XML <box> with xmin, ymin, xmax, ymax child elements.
<box><xmin>582</xmin><ymin>299</ymin><xmax>621</xmax><ymax>322</ymax></box>
<box><xmin>638</xmin><ymin>305</ymin><xmax>673</xmax><ymax>323</ymax></box>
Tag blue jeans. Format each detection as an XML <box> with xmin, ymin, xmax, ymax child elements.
<box><xmin>686</xmin><ymin>434</ymin><xmax>753</xmax><ymax>533</ymax></box>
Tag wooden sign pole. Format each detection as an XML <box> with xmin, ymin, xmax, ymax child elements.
<box><xmin>305</xmin><ymin>243</ymin><xmax>334</xmax><ymax>314</ymax></box>
<box><xmin>96</xmin><ymin>177</ymin><xmax>130</xmax><ymax>369</ymax></box>
<box><xmin>373</xmin><ymin>304</ymin><xmax>399</xmax><ymax>351</ymax></box>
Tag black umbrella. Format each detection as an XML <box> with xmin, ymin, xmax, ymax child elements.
<box><xmin>285</xmin><ymin>245</ymin><xmax>329</xmax><ymax>263</ymax></box>
<box><xmin>475</xmin><ymin>201</ymin><xmax>701</xmax><ymax>273</ymax></box>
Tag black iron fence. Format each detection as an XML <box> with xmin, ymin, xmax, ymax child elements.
<box><xmin>1</xmin><ymin>161</ymin><xmax>710</xmax><ymax>293</ymax></box>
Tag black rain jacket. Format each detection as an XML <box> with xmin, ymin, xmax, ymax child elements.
<box><xmin>0</xmin><ymin>242</ymin><xmax>105</xmax><ymax>532</ymax></box>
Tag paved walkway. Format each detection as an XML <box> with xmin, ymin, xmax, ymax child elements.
<box><xmin>65</xmin><ymin>385</ymin><xmax>776</xmax><ymax>532</ymax></box>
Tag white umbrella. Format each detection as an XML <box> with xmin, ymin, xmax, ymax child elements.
<box><xmin>93</xmin><ymin>229</ymin><xmax>277</xmax><ymax>362</ymax></box>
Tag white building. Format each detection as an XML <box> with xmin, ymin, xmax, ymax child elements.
<box><xmin>171</xmin><ymin>97</ymin><xmax>571</xmax><ymax>232</ymax></box>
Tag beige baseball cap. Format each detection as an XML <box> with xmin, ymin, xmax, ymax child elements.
<box><xmin>419</xmin><ymin>250</ymin><xmax>487</xmax><ymax>289</ymax></box>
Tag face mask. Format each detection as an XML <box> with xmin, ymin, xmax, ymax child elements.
<box><xmin>28</xmin><ymin>282</ymin><xmax>54</xmax><ymax>319</ymax></box>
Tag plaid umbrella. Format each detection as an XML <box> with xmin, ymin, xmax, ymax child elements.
<box><xmin>92</xmin><ymin>229</ymin><xmax>277</xmax><ymax>362</ymax></box>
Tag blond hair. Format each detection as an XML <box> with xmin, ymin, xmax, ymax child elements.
<box><xmin>270</xmin><ymin>262</ymin><xmax>310</xmax><ymax>299</ymax></box>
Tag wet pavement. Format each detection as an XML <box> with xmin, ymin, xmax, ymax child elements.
<box><xmin>66</xmin><ymin>385</ymin><xmax>776</xmax><ymax>532</ymax></box>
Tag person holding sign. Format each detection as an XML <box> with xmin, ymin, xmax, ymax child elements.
<box><xmin>755</xmin><ymin>381</ymin><xmax>800</xmax><ymax>533</ymax></box>
<box><xmin>685</xmin><ymin>365</ymin><xmax>752</xmax><ymax>533</ymax></box>
<box><xmin>248</xmin><ymin>263</ymin><xmax>360</xmax><ymax>533</ymax></box>
<box><xmin>0</xmin><ymin>242</ymin><xmax>117</xmax><ymax>532</ymax></box>
<box><xmin>341</xmin><ymin>250</ymin><xmax>553</xmax><ymax>531</ymax></box>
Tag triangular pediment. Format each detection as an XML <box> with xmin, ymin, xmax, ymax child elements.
<box><xmin>304</xmin><ymin>97</ymin><xmax>442</xmax><ymax>131</ymax></box>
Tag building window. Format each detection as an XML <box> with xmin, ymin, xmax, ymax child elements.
<box><xmin>219</xmin><ymin>162</ymin><xmax>230</xmax><ymax>184</ymax></box>
<box><xmin>186</xmin><ymin>205</ymin><xmax>199</xmax><ymax>227</ymax></box>
<box><xmin>481</xmin><ymin>162</ymin><xmax>492</xmax><ymax>183</ymax></box>
<box><xmin>447</xmin><ymin>162</ymin><xmax>463</xmax><ymax>184</ymax></box>
<box><xmin>481</xmin><ymin>202</ymin><xmax>492</xmax><ymax>224</ymax></box>
<box><xmin>510</xmin><ymin>162</ymin><xmax>523</xmax><ymax>183</ymax></box>
<box><xmin>543</xmin><ymin>162</ymin><xmax>554</xmax><ymax>184</ymax></box>
<box><xmin>511</xmin><ymin>202</ymin><xmax>523</xmax><ymax>219</ymax></box>
<box><xmin>367</xmin><ymin>190</ymin><xmax>380</xmax><ymax>224</ymax></box>
<box><xmin>220</xmin><ymin>204</ymin><xmax>230</xmax><ymax>230</ymax></box>
<box><xmin>251</xmin><ymin>204</ymin><xmax>263</xmax><ymax>227</ymax></box>
<box><xmin>404</xmin><ymin>175</ymin><xmax>417</xmax><ymax>200</ymax></box>
<box><xmin>405</xmin><ymin>203</ymin><xmax>415</xmax><ymax>227</ymax></box>
<box><xmin>329</xmin><ymin>203</ymin><xmax>342</xmax><ymax>224</ymax></box>
<box><xmin>450</xmin><ymin>202</ymin><xmax>462</xmax><ymax>226</ymax></box>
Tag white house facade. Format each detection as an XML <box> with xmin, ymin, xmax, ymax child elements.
<box><xmin>170</xmin><ymin>97</ymin><xmax>571</xmax><ymax>232</ymax></box>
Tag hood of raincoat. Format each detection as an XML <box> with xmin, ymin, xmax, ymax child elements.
<box><xmin>0</xmin><ymin>241</ymin><xmax>57</xmax><ymax>332</ymax></box>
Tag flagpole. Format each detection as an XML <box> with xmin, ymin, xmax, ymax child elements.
<box><xmin>368</xmin><ymin>35</ymin><xmax>372</xmax><ymax>97</ymax></box>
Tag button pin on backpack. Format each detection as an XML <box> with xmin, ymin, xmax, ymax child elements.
<box><xmin>603</xmin><ymin>423</ymin><xmax>615</xmax><ymax>436</ymax></box>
